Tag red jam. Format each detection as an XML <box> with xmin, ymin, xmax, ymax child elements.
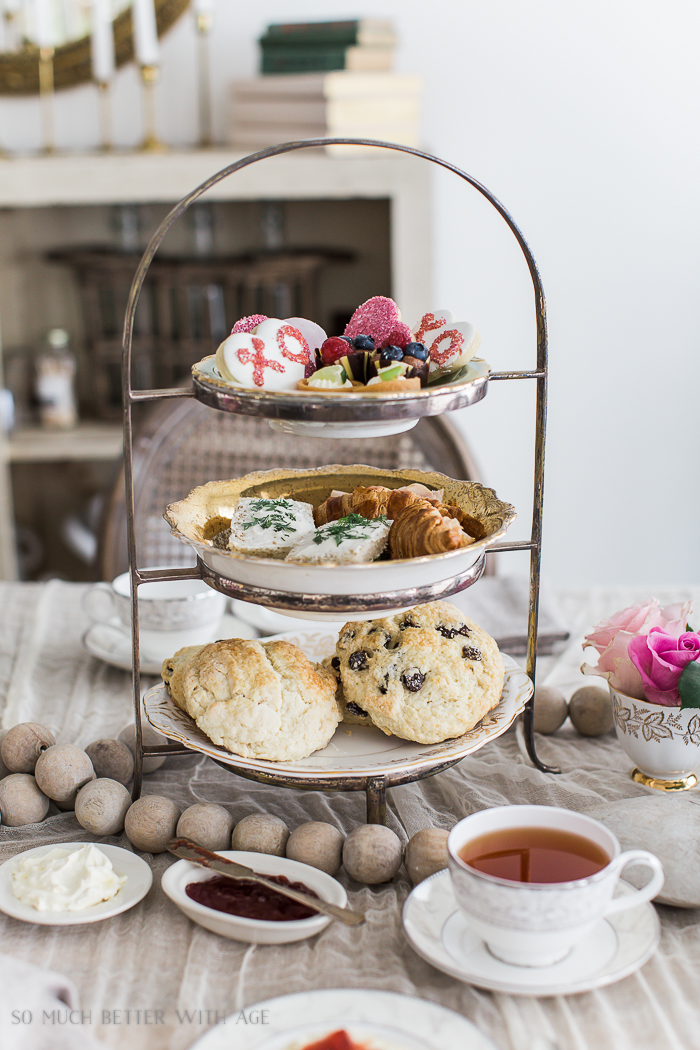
<box><xmin>302</xmin><ymin>1033</ymin><xmax>371</xmax><ymax>1050</ymax></box>
<box><xmin>185</xmin><ymin>874</ymin><xmax>319</xmax><ymax>921</ymax></box>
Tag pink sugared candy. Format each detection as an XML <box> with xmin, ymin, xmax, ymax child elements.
<box><xmin>412</xmin><ymin>308</ymin><xmax>481</xmax><ymax>373</ymax></box>
<box><xmin>320</xmin><ymin>337</ymin><xmax>350</xmax><ymax>365</ymax></box>
<box><xmin>344</xmin><ymin>296</ymin><xmax>403</xmax><ymax>348</ymax></box>
<box><xmin>380</xmin><ymin>324</ymin><xmax>413</xmax><ymax>350</ymax></box>
<box><xmin>231</xmin><ymin>314</ymin><xmax>268</xmax><ymax>334</ymax></box>
<box><xmin>215</xmin><ymin>319</ymin><xmax>310</xmax><ymax>391</ymax></box>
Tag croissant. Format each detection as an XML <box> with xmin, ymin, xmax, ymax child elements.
<box><xmin>435</xmin><ymin>502</ymin><xmax>487</xmax><ymax>541</ymax></box>
<box><xmin>388</xmin><ymin>501</ymin><xmax>472</xmax><ymax>559</ymax></box>
<box><xmin>314</xmin><ymin>485</ymin><xmax>423</xmax><ymax>525</ymax></box>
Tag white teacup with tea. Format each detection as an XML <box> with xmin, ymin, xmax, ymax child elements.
<box><xmin>448</xmin><ymin>804</ymin><xmax>664</xmax><ymax>967</ymax></box>
<box><xmin>83</xmin><ymin>570</ymin><xmax>227</xmax><ymax>663</ymax></box>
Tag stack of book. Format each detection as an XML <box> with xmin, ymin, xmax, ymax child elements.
<box><xmin>229</xmin><ymin>71</ymin><xmax>422</xmax><ymax>155</ymax></box>
<box><xmin>258</xmin><ymin>19</ymin><xmax>396</xmax><ymax>74</ymax></box>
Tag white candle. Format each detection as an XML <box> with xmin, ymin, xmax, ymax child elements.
<box><xmin>33</xmin><ymin>0</ymin><xmax>54</xmax><ymax>48</ymax></box>
<box><xmin>132</xmin><ymin>0</ymin><xmax>159</xmax><ymax>66</ymax></box>
<box><xmin>91</xmin><ymin>0</ymin><xmax>114</xmax><ymax>82</ymax></box>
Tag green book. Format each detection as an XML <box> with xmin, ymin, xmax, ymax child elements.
<box><xmin>261</xmin><ymin>45</ymin><xmax>393</xmax><ymax>76</ymax></box>
<box><xmin>260</xmin><ymin>19</ymin><xmax>395</xmax><ymax>48</ymax></box>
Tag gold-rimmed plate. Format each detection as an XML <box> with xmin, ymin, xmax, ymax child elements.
<box><xmin>163</xmin><ymin>464</ymin><xmax>516</xmax><ymax>616</ymax></box>
<box><xmin>143</xmin><ymin>630</ymin><xmax>531</xmax><ymax>785</ymax></box>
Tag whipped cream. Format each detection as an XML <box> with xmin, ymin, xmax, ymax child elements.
<box><xmin>11</xmin><ymin>844</ymin><xmax>127</xmax><ymax>912</ymax></box>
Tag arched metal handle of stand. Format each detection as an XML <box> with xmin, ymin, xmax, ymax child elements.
<box><xmin>122</xmin><ymin>137</ymin><xmax>558</xmax><ymax>798</ymax></box>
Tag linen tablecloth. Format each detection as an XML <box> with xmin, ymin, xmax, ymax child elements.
<box><xmin>1</xmin><ymin>580</ymin><xmax>699</xmax><ymax>1050</ymax></box>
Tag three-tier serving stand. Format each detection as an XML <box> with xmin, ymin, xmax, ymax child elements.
<box><xmin>121</xmin><ymin>140</ymin><xmax>556</xmax><ymax>824</ymax></box>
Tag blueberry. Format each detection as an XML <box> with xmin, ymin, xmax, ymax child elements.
<box><xmin>348</xmin><ymin>650</ymin><xmax>370</xmax><ymax>671</ymax></box>
<box><xmin>381</xmin><ymin>345</ymin><xmax>404</xmax><ymax>362</ymax></box>
<box><xmin>341</xmin><ymin>336</ymin><xmax>353</xmax><ymax>343</ymax></box>
<box><xmin>437</xmin><ymin>623</ymin><xmax>472</xmax><ymax>639</ymax></box>
<box><xmin>404</xmin><ymin>341</ymin><xmax>429</xmax><ymax>361</ymax></box>
<box><xmin>331</xmin><ymin>656</ymin><xmax>340</xmax><ymax>671</ymax></box>
<box><xmin>352</xmin><ymin>334</ymin><xmax>375</xmax><ymax>351</ymax></box>
<box><xmin>402</xmin><ymin>668</ymin><xmax>426</xmax><ymax>691</ymax></box>
<box><xmin>346</xmin><ymin>701</ymin><xmax>368</xmax><ymax>716</ymax></box>
<box><xmin>399</xmin><ymin>617</ymin><xmax>419</xmax><ymax>631</ymax></box>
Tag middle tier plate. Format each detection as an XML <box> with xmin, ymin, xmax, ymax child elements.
<box><xmin>164</xmin><ymin>464</ymin><xmax>516</xmax><ymax>620</ymax></box>
<box><xmin>143</xmin><ymin>630</ymin><xmax>531</xmax><ymax>784</ymax></box>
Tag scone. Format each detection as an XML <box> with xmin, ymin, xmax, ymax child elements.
<box><xmin>162</xmin><ymin>638</ymin><xmax>340</xmax><ymax>761</ymax></box>
<box><xmin>335</xmin><ymin>601</ymin><xmax>504</xmax><ymax>744</ymax></box>
<box><xmin>322</xmin><ymin>655</ymin><xmax>374</xmax><ymax>727</ymax></box>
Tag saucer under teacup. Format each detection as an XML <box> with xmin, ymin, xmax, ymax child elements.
<box><xmin>402</xmin><ymin>869</ymin><xmax>659</xmax><ymax>996</ymax></box>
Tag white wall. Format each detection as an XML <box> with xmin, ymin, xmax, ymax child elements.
<box><xmin>1</xmin><ymin>0</ymin><xmax>699</xmax><ymax>588</ymax></box>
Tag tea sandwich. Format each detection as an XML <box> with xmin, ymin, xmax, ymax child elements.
<box><xmin>227</xmin><ymin>497</ymin><xmax>316</xmax><ymax>558</ymax></box>
<box><xmin>286</xmin><ymin>513</ymin><xmax>391</xmax><ymax>564</ymax></box>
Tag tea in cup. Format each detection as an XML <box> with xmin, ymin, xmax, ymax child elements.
<box><xmin>83</xmin><ymin>570</ymin><xmax>227</xmax><ymax>662</ymax></box>
<box><xmin>447</xmin><ymin>804</ymin><xmax>664</xmax><ymax>967</ymax></box>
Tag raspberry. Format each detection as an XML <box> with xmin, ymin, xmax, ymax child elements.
<box><xmin>320</xmin><ymin>337</ymin><xmax>351</xmax><ymax>365</ymax></box>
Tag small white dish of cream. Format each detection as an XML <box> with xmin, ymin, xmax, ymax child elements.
<box><xmin>0</xmin><ymin>842</ymin><xmax>152</xmax><ymax>925</ymax></box>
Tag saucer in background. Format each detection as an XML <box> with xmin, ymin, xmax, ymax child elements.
<box><xmin>82</xmin><ymin>613</ymin><xmax>258</xmax><ymax>675</ymax></box>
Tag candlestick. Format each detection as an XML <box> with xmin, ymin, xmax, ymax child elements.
<box><xmin>195</xmin><ymin>6</ymin><xmax>213</xmax><ymax>147</ymax></box>
<box><xmin>91</xmin><ymin>0</ymin><xmax>115</xmax><ymax>83</ymax></box>
<box><xmin>139</xmin><ymin>63</ymin><xmax>166</xmax><ymax>152</ymax></box>
<box><xmin>132</xmin><ymin>0</ymin><xmax>159</xmax><ymax>67</ymax></box>
<box><xmin>97</xmin><ymin>80</ymin><xmax>112</xmax><ymax>151</ymax></box>
<box><xmin>38</xmin><ymin>45</ymin><xmax>55</xmax><ymax>154</ymax></box>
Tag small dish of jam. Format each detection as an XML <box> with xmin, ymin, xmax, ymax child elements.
<box><xmin>185</xmin><ymin>874</ymin><xmax>319</xmax><ymax>922</ymax></box>
<box><xmin>161</xmin><ymin>850</ymin><xmax>347</xmax><ymax>944</ymax></box>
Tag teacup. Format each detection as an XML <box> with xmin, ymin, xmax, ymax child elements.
<box><xmin>448</xmin><ymin>804</ymin><xmax>664</xmax><ymax>967</ymax></box>
<box><xmin>83</xmin><ymin>570</ymin><xmax>227</xmax><ymax>661</ymax></box>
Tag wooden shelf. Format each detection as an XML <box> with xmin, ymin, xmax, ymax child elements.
<box><xmin>7</xmin><ymin>422</ymin><xmax>123</xmax><ymax>462</ymax></box>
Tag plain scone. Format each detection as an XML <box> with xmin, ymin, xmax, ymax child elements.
<box><xmin>162</xmin><ymin>638</ymin><xmax>340</xmax><ymax>761</ymax></box>
<box><xmin>334</xmin><ymin>600</ymin><xmax>504</xmax><ymax>744</ymax></box>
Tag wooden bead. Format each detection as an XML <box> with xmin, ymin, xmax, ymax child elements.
<box><xmin>125</xmin><ymin>795</ymin><xmax>181</xmax><ymax>853</ymax></box>
<box><xmin>231</xmin><ymin>814</ymin><xmax>290</xmax><ymax>856</ymax></box>
<box><xmin>75</xmin><ymin>779</ymin><xmax>131</xmax><ymax>836</ymax></box>
<box><xmin>342</xmin><ymin>825</ymin><xmax>402</xmax><ymax>884</ymax></box>
<box><xmin>569</xmin><ymin>685</ymin><xmax>614</xmax><ymax>736</ymax></box>
<box><xmin>405</xmin><ymin>828</ymin><xmax>449</xmax><ymax>884</ymax></box>
<box><xmin>177</xmin><ymin>804</ymin><xmax>234</xmax><ymax>852</ymax></box>
<box><xmin>533</xmin><ymin>686</ymin><xmax>569</xmax><ymax>734</ymax></box>
<box><xmin>286</xmin><ymin>822</ymin><xmax>344</xmax><ymax>875</ymax></box>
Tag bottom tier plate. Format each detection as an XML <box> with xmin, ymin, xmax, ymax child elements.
<box><xmin>142</xmin><ymin>630</ymin><xmax>531</xmax><ymax>786</ymax></box>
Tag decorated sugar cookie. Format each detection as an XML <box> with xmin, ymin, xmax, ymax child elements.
<box><xmin>215</xmin><ymin>318</ymin><xmax>311</xmax><ymax>390</ymax></box>
<box><xmin>412</xmin><ymin>308</ymin><xmax>481</xmax><ymax>374</ymax></box>
<box><xmin>344</xmin><ymin>296</ymin><xmax>406</xmax><ymax>348</ymax></box>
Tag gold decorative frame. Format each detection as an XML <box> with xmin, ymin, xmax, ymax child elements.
<box><xmin>0</xmin><ymin>0</ymin><xmax>190</xmax><ymax>95</ymax></box>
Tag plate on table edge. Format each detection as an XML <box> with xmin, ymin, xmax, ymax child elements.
<box><xmin>402</xmin><ymin>871</ymin><xmax>660</xmax><ymax>997</ymax></box>
<box><xmin>143</xmin><ymin>630</ymin><xmax>531</xmax><ymax>780</ymax></box>
<box><xmin>187</xmin><ymin>987</ymin><xmax>498</xmax><ymax>1050</ymax></box>
<box><xmin>0</xmin><ymin>843</ymin><xmax>152</xmax><ymax>926</ymax></box>
<box><xmin>192</xmin><ymin>355</ymin><xmax>491</xmax><ymax>440</ymax></box>
<box><xmin>163</xmin><ymin>463</ymin><xmax>516</xmax><ymax>596</ymax></box>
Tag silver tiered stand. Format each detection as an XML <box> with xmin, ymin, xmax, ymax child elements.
<box><xmin>121</xmin><ymin>139</ymin><xmax>555</xmax><ymax>825</ymax></box>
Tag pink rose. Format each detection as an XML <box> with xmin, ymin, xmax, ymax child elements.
<box><xmin>628</xmin><ymin>629</ymin><xmax>700</xmax><ymax>706</ymax></box>
<box><xmin>582</xmin><ymin>598</ymin><xmax>692</xmax><ymax>699</ymax></box>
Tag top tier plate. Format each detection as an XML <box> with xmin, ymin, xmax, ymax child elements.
<box><xmin>191</xmin><ymin>355</ymin><xmax>490</xmax><ymax>439</ymax></box>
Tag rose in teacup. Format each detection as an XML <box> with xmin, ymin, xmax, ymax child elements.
<box><xmin>582</xmin><ymin>598</ymin><xmax>691</xmax><ymax>698</ymax></box>
<box><xmin>628</xmin><ymin>629</ymin><xmax>700</xmax><ymax>706</ymax></box>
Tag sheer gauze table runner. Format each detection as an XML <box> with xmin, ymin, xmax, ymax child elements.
<box><xmin>1</xmin><ymin>580</ymin><xmax>699</xmax><ymax>1050</ymax></box>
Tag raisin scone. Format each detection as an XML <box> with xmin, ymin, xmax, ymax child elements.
<box><xmin>335</xmin><ymin>601</ymin><xmax>504</xmax><ymax>744</ymax></box>
<box><xmin>321</xmin><ymin>655</ymin><xmax>374</xmax><ymax>727</ymax></box>
<box><xmin>161</xmin><ymin>638</ymin><xmax>340</xmax><ymax>761</ymax></box>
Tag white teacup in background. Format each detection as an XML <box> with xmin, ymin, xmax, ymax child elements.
<box><xmin>83</xmin><ymin>571</ymin><xmax>227</xmax><ymax>662</ymax></box>
<box><xmin>448</xmin><ymin>804</ymin><xmax>664</xmax><ymax>968</ymax></box>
